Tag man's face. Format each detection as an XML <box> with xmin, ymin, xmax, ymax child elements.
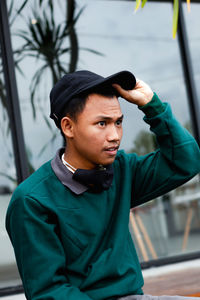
<box><xmin>68</xmin><ymin>93</ymin><xmax>123</xmax><ymax>169</ymax></box>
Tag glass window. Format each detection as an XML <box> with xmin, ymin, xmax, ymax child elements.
<box><xmin>76</xmin><ymin>0</ymin><xmax>200</xmax><ymax>261</ymax></box>
<box><xmin>0</xmin><ymin>46</ymin><xmax>21</xmax><ymax>288</ymax></box>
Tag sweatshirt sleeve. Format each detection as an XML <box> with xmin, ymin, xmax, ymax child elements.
<box><xmin>6</xmin><ymin>193</ymin><xmax>93</xmax><ymax>300</ymax></box>
<box><xmin>138</xmin><ymin>92</ymin><xmax>166</xmax><ymax>117</ymax></box>
<box><xmin>131</xmin><ymin>93</ymin><xmax>200</xmax><ymax>207</ymax></box>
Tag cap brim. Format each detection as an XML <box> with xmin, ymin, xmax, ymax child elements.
<box><xmin>76</xmin><ymin>70</ymin><xmax>136</xmax><ymax>97</ymax></box>
<box><xmin>105</xmin><ymin>70</ymin><xmax>136</xmax><ymax>90</ymax></box>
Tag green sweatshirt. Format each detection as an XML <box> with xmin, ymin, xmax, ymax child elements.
<box><xmin>6</xmin><ymin>94</ymin><xmax>200</xmax><ymax>300</ymax></box>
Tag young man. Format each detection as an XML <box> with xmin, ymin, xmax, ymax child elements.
<box><xmin>6</xmin><ymin>70</ymin><xmax>200</xmax><ymax>300</ymax></box>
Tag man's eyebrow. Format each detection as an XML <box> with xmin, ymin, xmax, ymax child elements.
<box><xmin>94</xmin><ymin>114</ymin><xmax>124</xmax><ymax>121</ymax></box>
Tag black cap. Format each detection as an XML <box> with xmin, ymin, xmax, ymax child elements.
<box><xmin>50</xmin><ymin>70</ymin><xmax>136</xmax><ymax>127</ymax></box>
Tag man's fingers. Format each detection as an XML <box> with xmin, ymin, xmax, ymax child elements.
<box><xmin>112</xmin><ymin>84</ymin><xmax>132</xmax><ymax>100</ymax></box>
<box><xmin>112</xmin><ymin>83</ymin><xmax>123</xmax><ymax>92</ymax></box>
<box><xmin>113</xmin><ymin>79</ymin><xmax>153</xmax><ymax>105</ymax></box>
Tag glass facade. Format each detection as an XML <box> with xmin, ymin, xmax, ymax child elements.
<box><xmin>0</xmin><ymin>46</ymin><xmax>21</xmax><ymax>288</ymax></box>
<box><xmin>0</xmin><ymin>0</ymin><xmax>200</xmax><ymax>293</ymax></box>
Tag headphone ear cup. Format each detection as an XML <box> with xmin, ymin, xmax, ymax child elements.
<box><xmin>73</xmin><ymin>165</ymin><xmax>114</xmax><ymax>193</ymax></box>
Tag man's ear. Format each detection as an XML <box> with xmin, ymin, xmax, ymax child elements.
<box><xmin>61</xmin><ymin>116</ymin><xmax>74</xmax><ymax>138</ymax></box>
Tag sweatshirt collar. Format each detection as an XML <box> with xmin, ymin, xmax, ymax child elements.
<box><xmin>51</xmin><ymin>148</ymin><xmax>88</xmax><ymax>195</ymax></box>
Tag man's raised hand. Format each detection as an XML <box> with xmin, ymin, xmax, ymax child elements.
<box><xmin>112</xmin><ymin>79</ymin><xmax>153</xmax><ymax>106</ymax></box>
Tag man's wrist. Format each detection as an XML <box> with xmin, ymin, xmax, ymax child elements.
<box><xmin>138</xmin><ymin>92</ymin><xmax>166</xmax><ymax>118</ymax></box>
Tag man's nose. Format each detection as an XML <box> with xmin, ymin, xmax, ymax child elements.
<box><xmin>107</xmin><ymin>125</ymin><xmax>121</xmax><ymax>142</ymax></box>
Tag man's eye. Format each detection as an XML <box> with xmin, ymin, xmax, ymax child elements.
<box><xmin>98</xmin><ymin>121</ymin><xmax>106</xmax><ymax>127</ymax></box>
<box><xmin>116</xmin><ymin>119</ymin><xmax>122</xmax><ymax>126</ymax></box>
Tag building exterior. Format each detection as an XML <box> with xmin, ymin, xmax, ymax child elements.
<box><xmin>0</xmin><ymin>0</ymin><xmax>200</xmax><ymax>297</ymax></box>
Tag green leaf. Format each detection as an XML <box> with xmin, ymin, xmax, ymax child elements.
<box><xmin>141</xmin><ymin>0</ymin><xmax>148</xmax><ymax>8</ymax></box>
<box><xmin>80</xmin><ymin>47</ymin><xmax>105</xmax><ymax>57</ymax></box>
<box><xmin>10</xmin><ymin>0</ymin><xmax>29</xmax><ymax>26</ymax></box>
<box><xmin>8</xmin><ymin>0</ymin><xmax>14</xmax><ymax>18</ymax></box>
<box><xmin>172</xmin><ymin>0</ymin><xmax>179</xmax><ymax>39</ymax></box>
<box><xmin>73</xmin><ymin>6</ymin><xmax>86</xmax><ymax>25</ymax></box>
<box><xmin>135</xmin><ymin>0</ymin><xmax>141</xmax><ymax>12</ymax></box>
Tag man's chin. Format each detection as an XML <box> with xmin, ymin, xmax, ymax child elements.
<box><xmin>99</xmin><ymin>156</ymin><xmax>116</xmax><ymax>166</ymax></box>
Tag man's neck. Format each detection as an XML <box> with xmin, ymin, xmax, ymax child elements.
<box><xmin>63</xmin><ymin>148</ymin><xmax>96</xmax><ymax>170</ymax></box>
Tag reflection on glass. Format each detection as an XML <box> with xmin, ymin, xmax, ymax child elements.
<box><xmin>130</xmin><ymin>175</ymin><xmax>200</xmax><ymax>262</ymax></box>
<box><xmin>0</xmin><ymin>46</ymin><xmax>21</xmax><ymax>288</ymax></box>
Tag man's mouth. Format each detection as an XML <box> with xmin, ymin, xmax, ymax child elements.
<box><xmin>104</xmin><ymin>146</ymin><xmax>119</xmax><ymax>156</ymax></box>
